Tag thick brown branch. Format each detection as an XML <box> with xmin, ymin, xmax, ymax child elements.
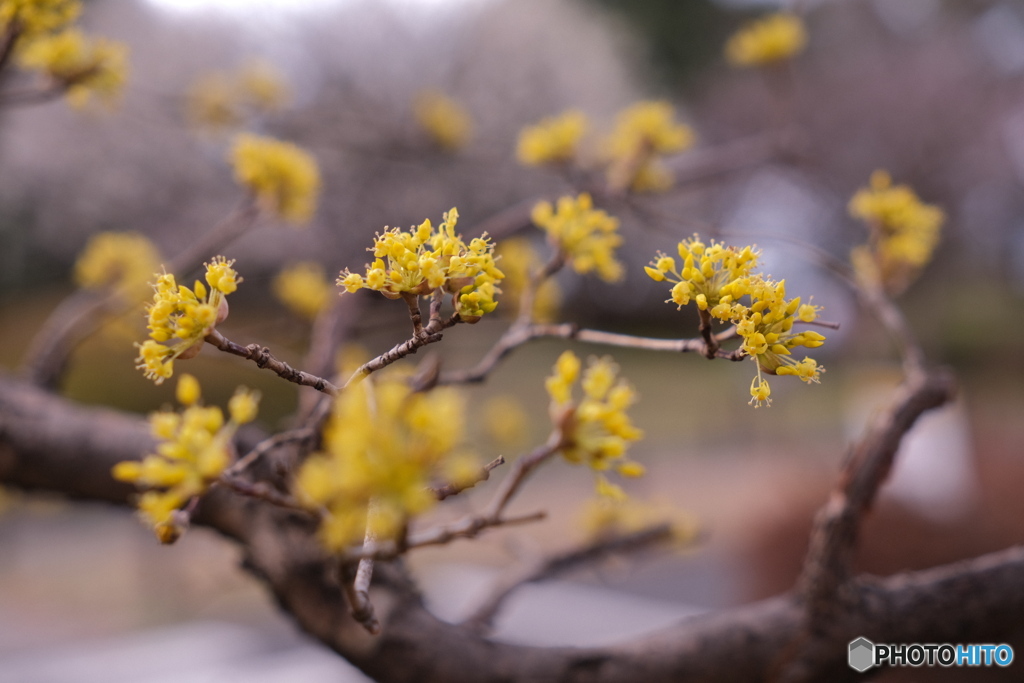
<box><xmin>2</xmin><ymin>375</ymin><xmax>1024</xmax><ymax>683</ymax></box>
<box><xmin>205</xmin><ymin>329</ymin><xmax>340</xmax><ymax>396</ymax></box>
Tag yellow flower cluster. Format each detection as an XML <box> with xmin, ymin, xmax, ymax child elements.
<box><xmin>849</xmin><ymin>170</ymin><xmax>944</xmax><ymax>293</ymax></box>
<box><xmin>186</xmin><ymin>60</ymin><xmax>290</xmax><ymax>134</ymax></box>
<box><xmin>135</xmin><ymin>256</ymin><xmax>240</xmax><ymax>384</ymax></box>
<box><xmin>516</xmin><ymin>109</ymin><xmax>588</xmax><ymax>167</ymax></box>
<box><xmin>112</xmin><ymin>374</ymin><xmax>259</xmax><ymax>544</ymax></box>
<box><xmin>546</xmin><ymin>351</ymin><xmax>644</xmax><ymax>498</ymax></box>
<box><xmin>295</xmin><ymin>374</ymin><xmax>475</xmax><ymax>550</ymax></box>
<box><xmin>0</xmin><ymin>0</ymin><xmax>78</xmax><ymax>41</ymax></box>
<box><xmin>725</xmin><ymin>13</ymin><xmax>807</xmax><ymax>67</ymax></box>
<box><xmin>273</xmin><ymin>261</ymin><xmax>333</xmax><ymax>320</ymax></box>
<box><xmin>494</xmin><ymin>237</ymin><xmax>561</xmax><ymax>323</ymax></box>
<box><xmin>17</xmin><ymin>28</ymin><xmax>127</xmax><ymax>107</ymax></box>
<box><xmin>337</xmin><ymin>207</ymin><xmax>505</xmax><ymax>322</ymax></box>
<box><xmin>413</xmin><ymin>89</ymin><xmax>473</xmax><ymax>152</ymax></box>
<box><xmin>531</xmin><ymin>193</ymin><xmax>623</xmax><ymax>282</ymax></box>
<box><xmin>230</xmin><ymin>133</ymin><xmax>321</xmax><ymax>224</ymax></box>
<box><xmin>646</xmin><ymin>235</ymin><xmax>825</xmax><ymax>407</ymax></box>
<box><xmin>604</xmin><ymin>101</ymin><xmax>694</xmax><ymax>192</ymax></box>
<box><xmin>74</xmin><ymin>231</ymin><xmax>161</xmax><ymax>297</ymax></box>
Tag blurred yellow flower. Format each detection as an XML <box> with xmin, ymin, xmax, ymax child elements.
<box><xmin>18</xmin><ymin>28</ymin><xmax>128</xmax><ymax>107</ymax></box>
<box><xmin>295</xmin><ymin>374</ymin><xmax>475</xmax><ymax>551</ymax></box>
<box><xmin>725</xmin><ymin>13</ymin><xmax>807</xmax><ymax>67</ymax></box>
<box><xmin>849</xmin><ymin>170</ymin><xmax>944</xmax><ymax>293</ymax></box>
<box><xmin>113</xmin><ymin>374</ymin><xmax>259</xmax><ymax>543</ymax></box>
<box><xmin>0</xmin><ymin>0</ymin><xmax>79</xmax><ymax>41</ymax></box>
<box><xmin>230</xmin><ymin>133</ymin><xmax>321</xmax><ymax>224</ymax></box>
<box><xmin>546</xmin><ymin>351</ymin><xmax>644</xmax><ymax>494</ymax></box>
<box><xmin>414</xmin><ymin>89</ymin><xmax>473</xmax><ymax>152</ymax></box>
<box><xmin>495</xmin><ymin>237</ymin><xmax>560</xmax><ymax>323</ymax></box>
<box><xmin>482</xmin><ymin>395</ymin><xmax>529</xmax><ymax>449</ymax></box>
<box><xmin>273</xmin><ymin>261</ymin><xmax>333</xmax><ymax>320</ymax></box>
<box><xmin>74</xmin><ymin>231</ymin><xmax>161</xmax><ymax>297</ymax></box>
<box><xmin>604</xmin><ymin>101</ymin><xmax>694</xmax><ymax>192</ymax></box>
<box><xmin>532</xmin><ymin>193</ymin><xmax>623</xmax><ymax>282</ymax></box>
<box><xmin>516</xmin><ymin>109</ymin><xmax>588</xmax><ymax>166</ymax></box>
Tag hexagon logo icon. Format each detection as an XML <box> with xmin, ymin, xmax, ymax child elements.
<box><xmin>848</xmin><ymin>637</ymin><xmax>875</xmax><ymax>672</ymax></box>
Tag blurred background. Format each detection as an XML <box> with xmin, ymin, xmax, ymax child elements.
<box><xmin>2</xmin><ymin>0</ymin><xmax>1024</xmax><ymax>680</ymax></box>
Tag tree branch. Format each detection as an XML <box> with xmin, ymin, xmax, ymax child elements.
<box><xmin>2</xmin><ymin>374</ymin><xmax>1023</xmax><ymax>683</ymax></box>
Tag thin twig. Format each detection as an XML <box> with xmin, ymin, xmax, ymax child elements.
<box><xmin>224</xmin><ymin>428</ymin><xmax>313</xmax><ymax>477</ymax></box>
<box><xmin>217</xmin><ymin>473</ymin><xmax>313</xmax><ymax>514</ymax></box>
<box><xmin>205</xmin><ymin>329</ymin><xmax>340</xmax><ymax>395</ymax></box>
<box><xmin>430</xmin><ymin>455</ymin><xmax>506</xmax><ymax>501</ymax></box>
<box><xmin>341</xmin><ymin>311</ymin><xmax>461</xmax><ymax>389</ymax></box>
<box><xmin>345</xmin><ymin>521</ymin><xmax>381</xmax><ymax>634</ymax></box>
<box><xmin>463</xmin><ymin>522</ymin><xmax>676</xmax><ymax>632</ymax></box>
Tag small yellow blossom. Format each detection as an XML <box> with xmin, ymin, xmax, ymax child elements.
<box><xmin>17</xmin><ymin>28</ymin><xmax>128</xmax><ymax>107</ymax></box>
<box><xmin>482</xmin><ymin>395</ymin><xmax>529</xmax><ymax>449</ymax></box>
<box><xmin>230</xmin><ymin>133</ymin><xmax>320</xmax><ymax>224</ymax></box>
<box><xmin>725</xmin><ymin>13</ymin><xmax>807</xmax><ymax>67</ymax></box>
<box><xmin>338</xmin><ymin>207</ymin><xmax>504</xmax><ymax>322</ymax></box>
<box><xmin>578</xmin><ymin>497</ymin><xmax>698</xmax><ymax>546</ymax></box>
<box><xmin>646</xmin><ymin>235</ymin><xmax>759</xmax><ymax>315</ymax></box>
<box><xmin>546</xmin><ymin>351</ymin><xmax>644</xmax><ymax>490</ymax></box>
<box><xmin>135</xmin><ymin>256</ymin><xmax>241</xmax><ymax>384</ymax></box>
<box><xmin>74</xmin><ymin>231</ymin><xmax>161</xmax><ymax>297</ymax></box>
<box><xmin>0</xmin><ymin>0</ymin><xmax>79</xmax><ymax>42</ymax></box>
<box><xmin>112</xmin><ymin>374</ymin><xmax>259</xmax><ymax>543</ymax></box>
<box><xmin>516</xmin><ymin>109</ymin><xmax>588</xmax><ymax>166</ymax></box>
<box><xmin>604</xmin><ymin>101</ymin><xmax>694</xmax><ymax>193</ymax></box>
<box><xmin>413</xmin><ymin>89</ymin><xmax>473</xmax><ymax>152</ymax></box>
<box><xmin>849</xmin><ymin>170</ymin><xmax>944</xmax><ymax>293</ymax></box>
<box><xmin>273</xmin><ymin>261</ymin><xmax>333</xmax><ymax>320</ymax></box>
<box><xmin>532</xmin><ymin>193</ymin><xmax>623</xmax><ymax>282</ymax></box>
<box><xmin>294</xmin><ymin>373</ymin><xmax>474</xmax><ymax>551</ymax></box>
<box><xmin>495</xmin><ymin>237</ymin><xmax>561</xmax><ymax>323</ymax></box>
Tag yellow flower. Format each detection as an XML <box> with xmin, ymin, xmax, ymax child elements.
<box><xmin>185</xmin><ymin>60</ymin><xmax>289</xmax><ymax>134</ymax></box>
<box><xmin>482</xmin><ymin>395</ymin><xmax>529</xmax><ymax>449</ymax></box>
<box><xmin>17</xmin><ymin>28</ymin><xmax>128</xmax><ymax>107</ymax></box>
<box><xmin>273</xmin><ymin>261</ymin><xmax>333</xmax><ymax>320</ymax></box>
<box><xmin>646</xmin><ymin>234</ymin><xmax>759</xmax><ymax>315</ymax></box>
<box><xmin>849</xmin><ymin>170</ymin><xmax>944</xmax><ymax>293</ymax></box>
<box><xmin>294</xmin><ymin>373</ymin><xmax>474</xmax><ymax>551</ymax></box>
<box><xmin>0</xmin><ymin>0</ymin><xmax>79</xmax><ymax>41</ymax></box>
<box><xmin>413</xmin><ymin>89</ymin><xmax>473</xmax><ymax>152</ymax></box>
<box><xmin>532</xmin><ymin>193</ymin><xmax>623</xmax><ymax>282</ymax></box>
<box><xmin>516</xmin><ymin>109</ymin><xmax>588</xmax><ymax>166</ymax></box>
<box><xmin>494</xmin><ymin>237</ymin><xmax>561</xmax><ymax>323</ymax></box>
<box><xmin>112</xmin><ymin>374</ymin><xmax>260</xmax><ymax>543</ymax></box>
<box><xmin>649</xmin><ymin>235</ymin><xmax>826</xmax><ymax>406</ymax></box>
<box><xmin>74</xmin><ymin>231</ymin><xmax>161</xmax><ymax>297</ymax></box>
<box><xmin>604</xmin><ymin>101</ymin><xmax>694</xmax><ymax>193</ymax></box>
<box><xmin>546</xmin><ymin>351</ymin><xmax>644</xmax><ymax>485</ymax></box>
<box><xmin>237</xmin><ymin>59</ymin><xmax>289</xmax><ymax>112</ymax></box>
<box><xmin>338</xmin><ymin>207</ymin><xmax>505</xmax><ymax>321</ymax></box>
<box><xmin>578</xmin><ymin>497</ymin><xmax>697</xmax><ymax>546</ymax></box>
<box><xmin>185</xmin><ymin>71</ymin><xmax>244</xmax><ymax>133</ymax></box>
<box><xmin>230</xmin><ymin>133</ymin><xmax>320</xmax><ymax>224</ymax></box>
<box><xmin>135</xmin><ymin>256</ymin><xmax>241</xmax><ymax>384</ymax></box>
<box><xmin>725</xmin><ymin>13</ymin><xmax>807</xmax><ymax>67</ymax></box>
